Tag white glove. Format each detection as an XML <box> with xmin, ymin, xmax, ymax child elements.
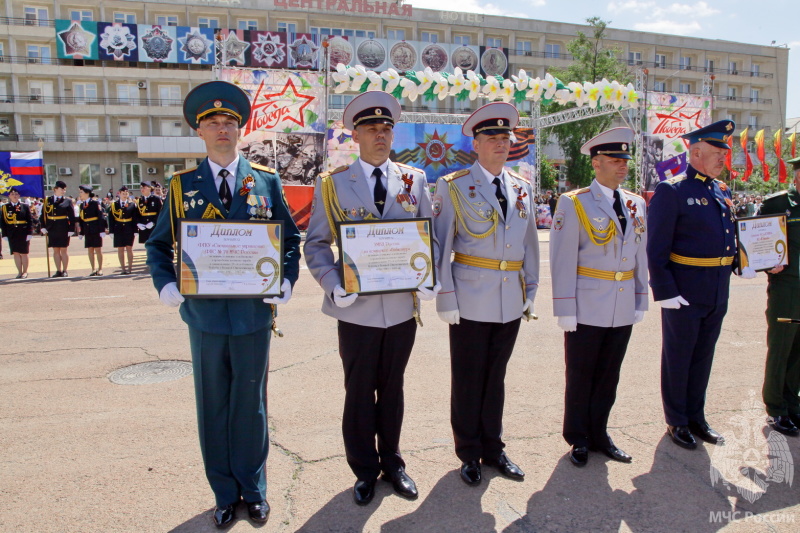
<box><xmin>100</xmin><ymin>232</ymin><xmax>106</xmax><ymax>238</ymax></box>
<box><xmin>333</xmin><ymin>284</ymin><xmax>358</xmax><ymax>308</ymax></box>
<box><xmin>557</xmin><ymin>316</ymin><xmax>578</xmax><ymax>332</ymax></box>
<box><xmin>67</xmin><ymin>231</ymin><xmax>75</xmax><ymax>237</ymax></box>
<box><xmin>416</xmin><ymin>282</ymin><xmax>441</xmax><ymax>301</ymax></box>
<box><xmin>523</xmin><ymin>298</ymin><xmax>534</xmax><ymax>314</ymax></box>
<box><xmin>137</xmin><ymin>223</ymin><xmax>146</xmax><ymax>230</ymax></box>
<box><xmin>40</xmin><ymin>228</ymin><xmax>48</xmax><ymax>235</ymax></box>
<box><xmin>159</xmin><ymin>282</ymin><xmax>185</xmax><ymax>307</ymax></box>
<box><xmin>145</xmin><ymin>222</ymin><xmax>154</xmax><ymax>229</ymax></box>
<box><xmin>263</xmin><ymin>279</ymin><xmax>292</xmax><ymax>305</ymax></box>
<box><xmin>26</xmin><ymin>235</ymin><xmax>33</xmax><ymax>241</ymax></box>
<box><xmin>658</xmin><ymin>295</ymin><xmax>690</xmax><ymax>309</ymax></box>
<box><xmin>438</xmin><ymin>309</ymin><xmax>460</xmax><ymax>325</ymax></box>
<box><xmin>739</xmin><ymin>266</ymin><xmax>757</xmax><ymax>279</ymax></box>
<box><xmin>78</xmin><ymin>235</ymin><xmax>84</xmax><ymax>240</ymax></box>
<box><xmin>633</xmin><ymin>310</ymin><xmax>645</xmax><ymax>324</ymax></box>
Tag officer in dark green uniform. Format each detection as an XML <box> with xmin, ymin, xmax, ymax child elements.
<box><xmin>759</xmin><ymin>155</ymin><xmax>800</xmax><ymax>436</ymax></box>
<box><xmin>146</xmin><ymin>81</ymin><xmax>301</xmax><ymax>528</ymax></box>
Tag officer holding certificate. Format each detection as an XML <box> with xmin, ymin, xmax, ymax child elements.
<box><xmin>647</xmin><ymin>120</ymin><xmax>755</xmax><ymax>451</ymax></box>
<box><xmin>433</xmin><ymin>102</ymin><xmax>539</xmax><ymax>486</ymax></box>
<box><xmin>550</xmin><ymin>128</ymin><xmax>648</xmax><ymax>467</ymax></box>
<box><xmin>146</xmin><ymin>81</ymin><xmax>301</xmax><ymax>528</ymax></box>
<box><xmin>305</xmin><ymin>91</ymin><xmax>440</xmax><ymax>506</ymax></box>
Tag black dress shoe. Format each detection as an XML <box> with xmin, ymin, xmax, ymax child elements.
<box><xmin>246</xmin><ymin>500</ymin><xmax>270</xmax><ymax>523</ymax></box>
<box><xmin>381</xmin><ymin>467</ymin><xmax>418</xmax><ymax>499</ymax></box>
<box><xmin>53</xmin><ymin>271</ymin><xmax>62</xmax><ymax>278</ymax></box>
<box><xmin>482</xmin><ymin>453</ymin><xmax>525</xmax><ymax>480</ymax></box>
<box><xmin>460</xmin><ymin>460</ymin><xmax>482</xmax><ymax>486</ymax></box>
<box><xmin>667</xmin><ymin>425</ymin><xmax>697</xmax><ymax>449</ymax></box>
<box><xmin>767</xmin><ymin>415</ymin><xmax>800</xmax><ymax>436</ymax></box>
<box><xmin>569</xmin><ymin>446</ymin><xmax>589</xmax><ymax>467</ymax></box>
<box><xmin>789</xmin><ymin>413</ymin><xmax>800</xmax><ymax>429</ymax></box>
<box><xmin>591</xmin><ymin>445</ymin><xmax>632</xmax><ymax>463</ymax></box>
<box><xmin>212</xmin><ymin>504</ymin><xmax>236</xmax><ymax>529</ymax></box>
<box><xmin>688</xmin><ymin>421</ymin><xmax>725</xmax><ymax>444</ymax></box>
<box><xmin>353</xmin><ymin>479</ymin><xmax>376</xmax><ymax>506</ymax></box>
<box><xmin>61</xmin><ymin>271</ymin><xmax>68</xmax><ymax>278</ymax></box>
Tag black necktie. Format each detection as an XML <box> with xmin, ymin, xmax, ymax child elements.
<box><xmin>373</xmin><ymin>167</ymin><xmax>386</xmax><ymax>215</ymax></box>
<box><xmin>613</xmin><ymin>189</ymin><xmax>627</xmax><ymax>234</ymax></box>
<box><xmin>493</xmin><ymin>177</ymin><xmax>507</xmax><ymax>218</ymax></box>
<box><xmin>218</xmin><ymin>169</ymin><xmax>232</xmax><ymax>208</ymax></box>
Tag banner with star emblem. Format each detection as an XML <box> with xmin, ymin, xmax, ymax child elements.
<box><xmin>287</xmin><ymin>34</ymin><xmax>321</xmax><ymax>70</ymax></box>
<box><xmin>250</xmin><ymin>31</ymin><xmax>288</xmax><ymax>68</ymax></box>
<box><xmin>176</xmin><ymin>27</ymin><xmax>215</xmax><ymax>65</ymax></box>
<box><xmin>97</xmin><ymin>22</ymin><xmax>138</xmax><ymax>61</ymax></box>
<box><xmin>55</xmin><ymin>20</ymin><xmax>98</xmax><ymax>60</ymax></box>
<box><xmin>138</xmin><ymin>25</ymin><xmax>178</xmax><ymax>63</ymax></box>
<box><xmin>216</xmin><ymin>29</ymin><xmax>252</xmax><ymax>66</ymax></box>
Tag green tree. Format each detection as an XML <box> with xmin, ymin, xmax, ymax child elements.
<box><xmin>545</xmin><ymin>17</ymin><xmax>633</xmax><ymax>189</ymax></box>
<box><xmin>538</xmin><ymin>154</ymin><xmax>558</xmax><ymax>192</ymax></box>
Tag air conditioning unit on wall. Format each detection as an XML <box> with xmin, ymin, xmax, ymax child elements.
<box><xmin>137</xmin><ymin>81</ymin><xmax>147</xmax><ymax>89</ymax></box>
<box><xmin>147</xmin><ymin>167</ymin><xmax>158</xmax><ymax>174</ymax></box>
<box><xmin>104</xmin><ymin>167</ymin><xmax>116</xmax><ymax>175</ymax></box>
<box><xmin>58</xmin><ymin>167</ymin><xmax>72</xmax><ymax>175</ymax></box>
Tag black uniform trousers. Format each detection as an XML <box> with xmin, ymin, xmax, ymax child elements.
<box><xmin>661</xmin><ymin>301</ymin><xmax>728</xmax><ymax>426</ymax></box>
<box><xmin>338</xmin><ymin>318</ymin><xmax>417</xmax><ymax>482</ymax></box>
<box><xmin>763</xmin><ymin>281</ymin><xmax>800</xmax><ymax>417</ymax></box>
<box><xmin>450</xmin><ymin>317</ymin><xmax>521</xmax><ymax>463</ymax></box>
<box><xmin>563</xmin><ymin>323</ymin><xmax>633</xmax><ymax>448</ymax></box>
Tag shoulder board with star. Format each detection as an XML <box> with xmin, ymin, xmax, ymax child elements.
<box><xmin>563</xmin><ymin>187</ymin><xmax>590</xmax><ymax>197</ymax></box>
<box><xmin>173</xmin><ymin>167</ymin><xmax>197</xmax><ymax>176</ymax></box>
<box><xmin>443</xmin><ymin>169</ymin><xmax>471</xmax><ymax>182</ymax></box>
<box><xmin>621</xmin><ymin>188</ymin><xmax>644</xmax><ymax>200</ymax></box>
<box><xmin>507</xmin><ymin>170</ymin><xmax>530</xmax><ymax>184</ymax></box>
<box><xmin>330</xmin><ymin>165</ymin><xmax>350</xmax><ymax>175</ymax></box>
<box><xmin>251</xmin><ymin>163</ymin><xmax>277</xmax><ymax>174</ymax></box>
<box><xmin>665</xmin><ymin>174</ymin><xmax>687</xmax><ymax>184</ymax></box>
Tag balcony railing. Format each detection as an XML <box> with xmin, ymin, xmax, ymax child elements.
<box><xmin>714</xmin><ymin>95</ymin><xmax>772</xmax><ymax>104</ymax></box>
<box><xmin>648</xmin><ymin>61</ymin><xmax>774</xmax><ymax>78</ymax></box>
<box><xmin>0</xmin><ymin>54</ymin><xmax>213</xmax><ymax>71</ymax></box>
<box><xmin>0</xmin><ymin>134</ymin><xmax>183</xmax><ymax>143</ymax></box>
<box><xmin>1</xmin><ymin>94</ymin><xmax>183</xmax><ymax>106</ymax></box>
<box><xmin>508</xmin><ymin>49</ymin><xmax>574</xmax><ymax>61</ymax></box>
<box><xmin>0</xmin><ymin>16</ymin><xmax>55</xmax><ymax>27</ymax></box>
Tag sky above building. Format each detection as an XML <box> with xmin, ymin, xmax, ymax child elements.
<box><xmin>412</xmin><ymin>0</ymin><xmax>798</xmax><ymax>125</ymax></box>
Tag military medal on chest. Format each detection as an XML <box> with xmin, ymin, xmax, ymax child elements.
<box><xmin>247</xmin><ymin>194</ymin><xmax>272</xmax><ymax>219</ymax></box>
<box><xmin>513</xmin><ymin>184</ymin><xmax>528</xmax><ymax>218</ymax></box>
<box><xmin>396</xmin><ymin>173</ymin><xmax>418</xmax><ymax>212</ymax></box>
<box><xmin>239</xmin><ymin>174</ymin><xmax>255</xmax><ymax>196</ymax></box>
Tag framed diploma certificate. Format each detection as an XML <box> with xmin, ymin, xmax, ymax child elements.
<box><xmin>337</xmin><ymin>218</ymin><xmax>436</xmax><ymax>295</ymax></box>
<box><xmin>736</xmin><ymin>214</ymin><xmax>788</xmax><ymax>273</ymax></box>
<box><xmin>177</xmin><ymin>219</ymin><xmax>284</xmax><ymax>298</ymax></box>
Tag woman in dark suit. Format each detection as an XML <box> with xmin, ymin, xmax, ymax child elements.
<box><xmin>0</xmin><ymin>188</ymin><xmax>33</xmax><ymax>279</ymax></box>
<box><xmin>77</xmin><ymin>185</ymin><xmax>107</xmax><ymax>276</ymax></box>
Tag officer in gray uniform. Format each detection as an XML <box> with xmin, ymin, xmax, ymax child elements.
<box><xmin>550</xmin><ymin>127</ymin><xmax>648</xmax><ymax>467</ymax></box>
<box><xmin>304</xmin><ymin>91</ymin><xmax>440</xmax><ymax>506</ymax></box>
<box><xmin>433</xmin><ymin>102</ymin><xmax>539</xmax><ymax>486</ymax></box>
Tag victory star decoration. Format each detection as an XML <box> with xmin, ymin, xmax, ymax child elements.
<box><xmin>58</xmin><ymin>22</ymin><xmax>95</xmax><ymax>56</ymax></box>
<box><xmin>416</xmin><ymin>130</ymin><xmax>455</xmax><ymax>170</ymax></box>
<box><xmin>220</xmin><ymin>32</ymin><xmax>250</xmax><ymax>65</ymax></box>
<box><xmin>178</xmin><ymin>29</ymin><xmax>213</xmax><ymax>63</ymax></box>
<box><xmin>141</xmin><ymin>26</ymin><xmax>174</xmax><ymax>61</ymax></box>
<box><xmin>252</xmin><ymin>33</ymin><xmax>286</xmax><ymax>67</ymax></box>
<box><xmin>289</xmin><ymin>35</ymin><xmax>319</xmax><ymax>68</ymax></box>
<box><xmin>99</xmin><ymin>24</ymin><xmax>136</xmax><ymax>59</ymax></box>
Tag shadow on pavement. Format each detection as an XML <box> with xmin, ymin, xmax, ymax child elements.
<box><xmin>296</xmin><ymin>487</ymin><xmax>390</xmax><ymax>532</ymax></box>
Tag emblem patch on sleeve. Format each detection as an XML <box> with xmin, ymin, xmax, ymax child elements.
<box><xmin>553</xmin><ymin>210</ymin><xmax>565</xmax><ymax>231</ymax></box>
<box><xmin>432</xmin><ymin>195</ymin><xmax>442</xmax><ymax>217</ymax></box>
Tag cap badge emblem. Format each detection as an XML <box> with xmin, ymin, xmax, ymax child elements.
<box><xmin>375</xmin><ymin>108</ymin><xmax>382</xmax><ymax>115</ymax></box>
<box><xmin>213</xmin><ymin>100</ymin><xmax>222</xmax><ymax>108</ymax></box>
<box><xmin>497</xmin><ymin>119</ymin><xmax>504</xmax><ymax>126</ymax></box>
<box><xmin>725</xmin><ymin>123</ymin><xmax>733</xmax><ymax>131</ymax></box>
<box><xmin>622</xmin><ymin>143</ymin><xmax>627</xmax><ymax>150</ymax></box>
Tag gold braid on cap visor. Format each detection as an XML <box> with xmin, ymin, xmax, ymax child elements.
<box><xmin>473</xmin><ymin>125</ymin><xmax>512</xmax><ymax>134</ymax></box>
<box><xmin>353</xmin><ymin>114</ymin><xmax>394</xmax><ymax>127</ymax></box>
<box><xmin>196</xmin><ymin>107</ymin><xmax>242</xmax><ymax>123</ymax></box>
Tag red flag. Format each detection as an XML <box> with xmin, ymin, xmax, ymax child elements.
<box><xmin>774</xmin><ymin>130</ymin><xmax>787</xmax><ymax>183</ymax></box>
<box><xmin>740</xmin><ymin>127</ymin><xmax>752</xmax><ymax>181</ymax></box>
<box><xmin>755</xmin><ymin>129</ymin><xmax>770</xmax><ymax>182</ymax></box>
<box><xmin>725</xmin><ymin>132</ymin><xmax>733</xmax><ymax>177</ymax></box>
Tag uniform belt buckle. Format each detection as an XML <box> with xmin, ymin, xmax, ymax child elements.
<box><xmin>499</xmin><ymin>260</ymin><xmax>508</xmax><ymax>271</ymax></box>
<box><xmin>718</xmin><ymin>257</ymin><xmax>725</xmax><ymax>266</ymax></box>
<box><xmin>614</xmin><ymin>271</ymin><xmax>624</xmax><ymax>281</ymax></box>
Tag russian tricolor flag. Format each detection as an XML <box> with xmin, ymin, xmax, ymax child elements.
<box><xmin>0</xmin><ymin>151</ymin><xmax>45</xmax><ymax>198</ymax></box>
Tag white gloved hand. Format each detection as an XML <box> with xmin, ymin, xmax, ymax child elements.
<box><xmin>40</xmin><ymin>228</ymin><xmax>48</xmax><ymax>235</ymax></box>
<box><xmin>67</xmin><ymin>231</ymin><xmax>75</xmax><ymax>237</ymax></box>
<box><xmin>658</xmin><ymin>295</ymin><xmax>690</xmax><ymax>309</ymax></box>
<box><xmin>633</xmin><ymin>310</ymin><xmax>645</xmax><ymax>324</ymax></box>
<box><xmin>26</xmin><ymin>235</ymin><xmax>33</xmax><ymax>241</ymax></box>
<box><xmin>438</xmin><ymin>309</ymin><xmax>460</xmax><ymax>325</ymax></box>
<box><xmin>333</xmin><ymin>284</ymin><xmax>358</xmax><ymax>308</ymax></box>
<box><xmin>739</xmin><ymin>266</ymin><xmax>757</xmax><ymax>279</ymax></box>
<box><xmin>145</xmin><ymin>222</ymin><xmax>154</xmax><ymax>229</ymax></box>
<box><xmin>416</xmin><ymin>281</ymin><xmax>441</xmax><ymax>301</ymax></box>
<box><xmin>137</xmin><ymin>223</ymin><xmax>146</xmax><ymax>230</ymax></box>
<box><xmin>523</xmin><ymin>298</ymin><xmax>534</xmax><ymax>314</ymax></box>
<box><xmin>263</xmin><ymin>279</ymin><xmax>292</xmax><ymax>305</ymax></box>
<box><xmin>557</xmin><ymin>316</ymin><xmax>578</xmax><ymax>332</ymax></box>
<box><xmin>100</xmin><ymin>232</ymin><xmax>106</xmax><ymax>238</ymax></box>
<box><xmin>78</xmin><ymin>235</ymin><xmax>84</xmax><ymax>240</ymax></box>
<box><xmin>159</xmin><ymin>282</ymin><xmax>185</xmax><ymax>307</ymax></box>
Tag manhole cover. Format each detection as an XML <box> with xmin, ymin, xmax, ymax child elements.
<box><xmin>108</xmin><ymin>361</ymin><xmax>193</xmax><ymax>385</ymax></box>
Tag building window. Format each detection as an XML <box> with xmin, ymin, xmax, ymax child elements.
<box><xmin>545</xmin><ymin>43</ymin><xmax>561</xmax><ymax>58</ymax></box>
<box><xmin>727</xmin><ymin>87</ymin><xmax>737</xmax><ymax>100</ymax></box>
<box><xmin>329</xmin><ymin>94</ymin><xmax>355</xmax><ymax>109</ymax></box>
<box><xmin>680</xmin><ymin>56</ymin><xmax>691</xmax><ymax>70</ymax></box>
<box><xmin>311</xmin><ymin>27</ymin><xmax>375</xmax><ymax>39</ymax></box>
<box><xmin>160</xmin><ymin>119</ymin><xmax>183</xmax><ymax>136</ymax></box>
<box><xmin>750</xmin><ymin>88</ymin><xmax>760</xmax><ymax>103</ymax></box>
<box><xmin>486</xmin><ymin>37</ymin><xmax>502</xmax><ymax>48</ymax></box>
<box><xmin>198</xmin><ymin>17</ymin><xmax>219</xmax><ymax>29</ymax></box>
<box><xmin>116</xmin><ymin>84</ymin><xmax>140</xmax><ymax>104</ymax></box>
<box><xmin>114</xmin><ymin>13</ymin><xmax>136</xmax><ymax>24</ymax></box>
<box><xmin>387</xmin><ymin>29</ymin><xmax>405</xmax><ymax>40</ymax></box>
<box><xmin>277</xmin><ymin>22</ymin><xmax>297</xmax><ymax>33</ymax></box>
<box><xmin>705</xmin><ymin>59</ymin><xmax>715</xmax><ymax>72</ymax></box>
<box><xmin>31</xmin><ymin>118</ymin><xmax>55</xmax><ymax>138</ymax></box>
<box><xmin>0</xmin><ymin>42</ymin><xmax>4</xmax><ymax>62</ymax></box>
<box><xmin>655</xmin><ymin>54</ymin><xmax>666</xmax><ymax>68</ymax></box>
<box><xmin>73</xmin><ymin>83</ymin><xmax>97</xmax><ymax>103</ymax></box>
<box><xmin>628</xmin><ymin>51</ymin><xmax>642</xmax><ymax>66</ymax></box>
<box><xmin>159</xmin><ymin>85</ymin><xmax>181</xmax><ymax>105</ymax></box>
<box><xmin>751</xmin><ymin>64</ymin><xmax>760</xmax><ymax>76</ymax></box>
<box><xmin>118</xmin><ymin>120</ymin><xmax>141</xmax><ymax>140</ymax></box>
<box><xmin>76</xmin><ymin>119</ymin><xmax>99</xmax><ymax>141</ymax></box>
<box><xmin>654</xmin><ymin>81</ymin><xmax>666</xmax><ymax>92</ymax></box>
<box><xmin>122</xmin><ymin>163</ymin><xmax>143</xmax><ymax>188</ymax></box>
<box><xmin>727</xmin><ymin>113</ymin><xmax>737</xmax><ymax>123</ymax></box>
<box><xmin>28</xmin><ymin>80</ymin><xmax>52</xmax><ymax>101</ymax></box>
<box><xmin>453</xmin><ymin>35</ymin><xmax>471</xmax><ymax>46</ymax></box>
<box><xmin>420</xmin><ymin>31</ymin><xmax>438</xmax><ymax>43</ymax></box>
<box><xmin>80</xmin><ymin>164</ymin><xmax>101</xmax><ymax>188</ymax></box>
<box><xmin>27</xmin><ymin>45</ymin><xmax>51</xmax><ymax>64</ymax></box>
<box><xmin>516</xmin><ymin>40</ymin><xmax>532</xmax><ymax>54</ymax></box>
<box><xmin>45</xmin><ymin>164</ymin><xmax>58</xmax><ymax>189</ymax></box>
<box><xmin>156</xmin><ymin>15</ymin><xmax>179</xmax><ymax>27</ymax></box>
<box><xmin>238</xmin><ymin>20</ymin><xmax>258</xmax><ymax>31</ymax></box>
<box><xmin>728</xmin><ymin>61</ymin><xmax>738</xmax><ymax>74</ymax></box>
<box><xmin>24</xmin><ymin>7</ymin><xmax>48</xmax><ymax>26</ymax></box>
<box><xmin>679</xmin><ymin>83</ymin><xmax>691</xmax><ymax>94</ymax></box>
<box><xmin>748</xmin><ymin>115</ymin><xmax>758</xmax><ymax>129</ymax></box>
<box><xmin>69</xmin><ymin>10</ymin><xmax>93</xmax><ymax>21</ymax></box>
